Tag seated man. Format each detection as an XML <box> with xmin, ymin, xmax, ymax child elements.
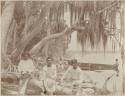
<box><xmin>61</xmin><ymin>59</ymin><xmax>83</xmax><ymax>84</ymax></box>
<box><xmin>18</xmin><ymin>52</ymin><xmax>36</xmax><ymax>95</ymax></box>
<box><xmin>32</xmin><ymin>57</ymin><xmax>57</xmax><ymax>95</ymax></box>
<box><xmin>42</xmin><ymin>57</ymin><xmax>57</xmax><ymax>94</ymax></box>
<box><xmin>57</xmin><ymin>59</ymin><xmax>83</xmax><ymax>95</ymax></box>
<box><xmin>18</xmin><ymin>52</ymin><xmax>35</xmax><ymax>74</ymax></box>
<box><xmin>115</xmin><ymin>58</ymin><xmax>119</xmax><ymax>76</ymax></box>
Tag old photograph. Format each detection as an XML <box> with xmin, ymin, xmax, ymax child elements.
<box><xmin>1</xmin><ymin>0</ymin><xmax>125</xmax><ymax>95</ymax></box>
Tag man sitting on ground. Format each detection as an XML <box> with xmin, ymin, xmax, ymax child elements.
<box><xmin>58</xmin><ymin>59</ymin><xmax>83</xmax><ymax>95</ymax></box>
<box><xmin>61</xmin><ymin>59</ymin><xmax>83</xmax><ymax>84</ymax></box>
<box><xmin>42</xmin><ymin>57</ymin><xmax>57</xmax><ymax>94</ymax></box>
<box><xmin>18</xmin><ymin>52</ymin><xmax>36</xmax><ymax>95</ymax></box>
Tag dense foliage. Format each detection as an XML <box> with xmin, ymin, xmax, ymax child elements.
<box><xmin>1</xmin><ymin>1</ymin><xmax>121</xmax><ymax>67</ymax></box>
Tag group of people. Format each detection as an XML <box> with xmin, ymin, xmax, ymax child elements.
<box><xmin>17</xmin><ymin>52</ymin><xmax>87</xmax><ymax>95</ymax></box>
<box><xmin>17</xmin><ymin>52</ymin><xmax>119</xmax><ymax>95</ymax></box>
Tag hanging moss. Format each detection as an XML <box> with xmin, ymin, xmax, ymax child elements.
<box><xmin>75</xmin><ymin>1</ymin><xmax>118</xmax><ymax>52</ymax></box>
<box><xmin>15</xmin><ymin>1</ymin><xmax>118</xmax><ymax>54</ymax></box>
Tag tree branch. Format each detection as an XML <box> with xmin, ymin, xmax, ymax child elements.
<box><xmin>30</xmin><ymin>27</ymin><xmax>72</xmax><ymax>55</ymax></box>
<box><xmin>30</xmin><ymin>23</ymin><xmax>85</xmax><ymax>55</ymax></box>
<box><xmin>72</xmin><ymin>26</ymin><xmax>85</xmax><ymax>31</ymax></box>
<box><xmin>98</xmin><ymin>1</ymin><xmax>119</xmax><ymax>14</ymax></box>
<box><xmin>1</xmin><ymin>1</ymin><xmax>15</xmax><ymax>57</ymax></box>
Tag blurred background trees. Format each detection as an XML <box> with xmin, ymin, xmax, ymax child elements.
<box><xmin>1</xmin><ymin>1</ymin><xmax>124</xmax><ymax>68</ymax></box>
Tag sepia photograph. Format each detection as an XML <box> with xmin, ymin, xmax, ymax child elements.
<box><xmin>1</xmin><ymin>0</ymin><xmax>125</xmax><ymax>95</ymax></box>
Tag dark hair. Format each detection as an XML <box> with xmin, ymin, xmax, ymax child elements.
<box><xmin>46</xmin><ymin>57</ymin><xmax>52</xmax><ymax>61</ymax></box>
<box><xmin>68</xmin><ymin>60</ymin><xmax>72</xmax><ymax>65</ymax></box>
<box><xmin>115</xmin><ymin>58</ymin><xmax>118</xmax><ymax>61</ymax></box>
<box><xmin>22</xmin><ymin>52</ymin><xmax>30</xmax><ymax>58</ymax></box>
<box><xmin>72</xmin><ymin>59</ymin><xmax>77</xmax><ymax>64</ymax></box>
<box><xmin>68</xmin><ymin>59</ymin><xmax>77</xmax><ymax>65</ymax></box>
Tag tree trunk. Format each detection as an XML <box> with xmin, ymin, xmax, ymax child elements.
<box><xmin>121</xmin><ymin>4</ymin><xmax>125</xmax><ymax>94</ymax></box>
<box><xmin>12</xmin><ymin>20</ymin><xmax>17</xmax><ymax>50</ymax></box>
<box><xmin>123</xmin><ymin>8</ymin><xmax>125</xmax><ymax>96</ymax></box>
<box><xmin>5</xmin><ymin>19</ymin><xmax>16</xmax><ymax>54</ymax></box>
<box><xmin>10</xmin><ymin>19</ymin><xmax>44</xmax><ymax>60</ymax></box>
<box><xmin>10</xmin><ymin>4</ymin><xmax>52</xmax><ymax>60</ymax></box>
<box><xmin>1</xmin><ymin>1</ymin><xmax>16</xmax><ymax>68</ymax></box>
<box><xmin>45</xmin><ymin>27</ymin><xmax>51</xmax><ymax>57</ymax></box>
<box><xmin>1</xmin><ymin>1</ymin><xmax>15</xmax><ymax>56</ymax></box>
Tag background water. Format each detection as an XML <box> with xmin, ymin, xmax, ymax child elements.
<box><xmin>65</xmin><ymin>28</ymin><xmax>123</xmax><ymax>94</ymax></box>
<box><xmin>66</xmin><ymin>51</ymin><xmax>123</xmax><ymax>95</ymax></box>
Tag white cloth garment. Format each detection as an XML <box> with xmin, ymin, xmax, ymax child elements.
<box><xmin>18</xmin><ymin>59</ymin><xmax>35</xmax><ymax>73</ymax></box>
<box><xmin>61</xmin><ymin>66</ymin><xmax>83</xmax><ymax>84</ymax></box>
<box><xmin>43</xmin><ymin>65</ymin><xmax>57</xmax><ymax>79</ymax></box>
<box><xmin>42</xmin><ymin>65</ymin><xmax>57</xmax><ymax>93</ymax></box>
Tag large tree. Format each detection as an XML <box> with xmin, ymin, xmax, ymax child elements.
<box><xmin>1</xmin><ymin>1</ymin><xmax>16</xmax><ymax>68</ymax></box>
<box><xmin>1</xmin><ymin>1</ymin><xmax>122</xmax><ymax>65</ymax></box>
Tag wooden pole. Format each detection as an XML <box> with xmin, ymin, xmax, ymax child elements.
<box><xmin>120</xmin><ymin>2</ymin><xmax>125</xmax><ymax>94</ymax></box>
<box><xmin>122</xmin><ymin>5</ymin><xmax>125</xmax><ymax>95</ymax></box>
<box><xmin>45</xmin><ymin>25</ymin><xmax>51</xmax><ymax>57</ymax></box>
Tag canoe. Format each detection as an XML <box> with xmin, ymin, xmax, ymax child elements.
<box><xmin>68</xmin><ymin>60</ymin><xmax>118</xmax><ymax>72</ymax></box>
<box><xmin>79</xmin><ymin>62</ymin><xmax>118</xmax><ymax>72</ymax></box>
